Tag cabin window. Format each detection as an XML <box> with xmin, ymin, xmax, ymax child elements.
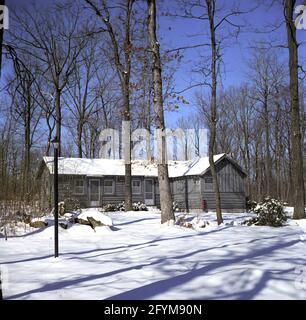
<box><xmin>187</xmin><ymin>178</ymin><xmax>200</xmax><ymax>192</ymax></box>
<box><xmin>155</xmin><ymin>180</ymin><xmax>160</xmax><ymax>194</ymax></box>
<box><xmin>204</xmin><ymin>177</ymin><xmax>213</xmax><ymax>191</ymax></box>
<box><xmin>117</xmin><ymin>176</ymin><xmax>125</xmax><ymax>182</ymax></box>
<box><xmin>74</xmin><ymin>179</ymin><xmax>85</xmax><ymax>195</ymax></box>
<box><xmin>175</xmin><ymin>180</ymin><xmax>185</xmax><ymax>193</ymax></box>
<box><xmin>104</xmin><ymin>179</ymin><xmax>115</xmax><ymax>194</ymax></box>
<box><xmin>132</xmin><ymin>180</ymin><xmax>141</xmax><ymax>194</ymax></box>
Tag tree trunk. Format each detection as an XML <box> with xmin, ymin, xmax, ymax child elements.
<box><xmin>246</xmin><ymin>143</ymin><xmax>251</xmax><ymax>197</ymax></box>
<box><xmin>284</xmin><ymin>0</ymin><xmax>305</xmax><ymax>219</ymax></box>
<box><xmin>263</xmin><ymin>84</ymin><xmax>271</xmax><ymax>196</ymax></box>
<box><xmin>122</xmin><ymin>1</ymin><xmax>133</xmax><ymax>212</ymax></box>
<box><xmin>55</xmin><ymin>88</ymin><xmax>62</xmax><ymax>156</ymax></box>
<box><xmin>206</xmin><ymin>0</ymin><xmax>223</xmax><ymax>225</ymax></box>
<box><xmin>45</xmin><ymin>112</ymin><xmax>54</xmax><ymax>156</ymax></box>
<box><xmin>123</xmin><ymin>84</ymin><xmax>132</xmax><ymax>211</ymax></box>
<box><xmin>147</xmin><ymin>0</ymin><xmax>174</xmax><ymax>224</ymax></box>
<box><xmin>0</xmin><ymin>0</ymin><xmax>4</xmax><ymax>78</ymax></box>
<box><xmin>275</xmin><ymin>93</ymin><xmax>282</xmax><ymax>199</ymax></box>
<box><xmin>77</xmin><ymin>120</ymin><xmax>83</xmax><ymax>158</ymax></box>
<box><xmin>24</xmin><ymin>92</ymin><xmax>31</xmax><ymax>201</ymax></box>
<box><xmin>85</xmin><ymin>0</ymin><xmax>134</xmax><ymax>210</ymax></box>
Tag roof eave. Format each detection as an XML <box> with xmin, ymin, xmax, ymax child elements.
<box><xmin>200</xmin><ymin>154</ymin><xmax>247</xmax><ymax>176</ymax></box>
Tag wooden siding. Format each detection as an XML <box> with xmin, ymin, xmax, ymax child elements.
<box><xmin>48</xmin><ymin>174</ymin><xmax>152</xmax><ymax>207</ymax></box>
<box><xmin>39</xmin><ymin>156</ymin><xmax>246</xmax><ymax>210</ymax></box>
<box><xmin>48</xmin><ymin>174</ymin><xmax>88</xmax><ymax>208</ymax></box>
<box><xmin>201</xmin><ymin>192</ymin><xmax>245</xmax><ymax>210</ymax></box>
<box><xmin>200</xmin><ymin>158</ymin><xmax>246</xmax><ymax>210</ymax></box>
<box><xmin>171</xmin><ymin>177</ymin><xmax>202</xmax><ymax>210</ymax></box>
<box><xmin>170</xmin><ymin>159</ymin><xmax>246</xmax><ymax>211</ymax></box>
<box><xmin>101</xmin><ymin>176</ymin><xmax>146</xmax><ymax>205</ymax></box>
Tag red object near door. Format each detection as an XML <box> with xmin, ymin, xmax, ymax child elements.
<box><xmin>201</xmin><ymin>199</ymin><xmax>206</xmax><ymax>210</ymax></box>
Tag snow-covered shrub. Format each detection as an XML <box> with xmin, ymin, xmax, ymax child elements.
<box><xmin>173</xmin><ymin>201</ymin><xmax>180</xmax><ymax>212</ymax></box>
<box><xmin>100</xmin><ymin>202</ymin><xmax>148</xmax><ymax>212</ymax></box>
<box><xmin>116</xmin><ymin>201</ymin><xmax>148</xmax><ymax>211</ymax></box>
<box><xmin>132</xmin><ymin>202</ymin><xmax>148</xmax><ymax>211</ymax></box>
<box><xmin>116</xmin><ymin>202</ymin><xmax>125</xmax><ymax>211</ymax></box>
<box><xmin>63</xmin><ymin>198</ymin><xmax>81</xmax><ymax>213</ymax></box>
<box><xmin>15</xmin><ymin>211</ymin><xmax>31</xmax><ymax>223</ymax></box>
<box><xmin>247</xmin><ymin>197</ymin><xmax>287</xmax><ymax>227</ymax></box>
<box><xmin>246</xmin><ymin>198</ymin><xmax>257</xmax><ymax>212</ymax></box>
<box><xmin>101</xmin><ymin>203</ymin><xmax>117</xmax><ymax>212</ymax></box>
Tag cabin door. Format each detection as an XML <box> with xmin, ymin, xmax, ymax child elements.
<box><xmin>144</xmin><ymin>179</ymin><xmax>154</xmax><ymax>205</ymax></box>
<box><xmin>89</xmin><ymin>179</ymin><xmax>100</xmax><ymax>207</ymax></box>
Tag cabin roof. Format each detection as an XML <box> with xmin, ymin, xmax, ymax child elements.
<box><xmin>42</xmin><ymin>153</ymin><xmax>246</xmax><ymax>178</ymax></box>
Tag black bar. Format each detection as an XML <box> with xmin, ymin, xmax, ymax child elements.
<box><xmin>54</xmin><ymin>147</ymin><xmax>59</xmax><ymax>258</ymax></box>
<box><xmin>0</xmin><ymin>300</ymin><xmax>302</xmax><ymax>319</ymax></box>
<box><xmin>0</xmin><ymin>269</ymin><xmax>2</xmax><ymax>300</ymax></box>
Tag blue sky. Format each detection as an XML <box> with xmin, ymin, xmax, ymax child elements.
<box><xmin>2</xmin><ymin>0</ymin><xmax>306</xmax><ymax>129</ymax></box>
<box><xmin>159</xmin><ymin>0</ymin><xmax>306</xmax><ymax>126</ymax></box>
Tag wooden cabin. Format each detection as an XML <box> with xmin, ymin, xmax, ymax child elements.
<box><xmin>37</xmin><ymin>153</ymin><xmax>246</xmax><ymax>212</ymax></box>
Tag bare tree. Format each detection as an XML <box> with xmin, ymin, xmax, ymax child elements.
<box><xmin>5</xmin><ymin>52</ymin><xmax>42</xmax><ymax>200</ymax></box>
<box><xmin>247</xmin><ymin>49</ymin><xmax>278</xmax><ymax>196</ymax></box>
<box><xmin>205</xmin><ymin>0</ymin><xmax>224</xmax><ymax>224</ymax></box>
<box><xmin>64</xmin><ymin>38</ymin><xmax>100</xmax><ymax>158</ymax></box>
<box><xmin>0</xmin><ymin>113</ymin><xmax>15</xmax><ymax>200</ymax></box>
<box><xmin>85</xmin><ymin>0</ymin><xmax>135</xmax><ymax>211</ymax></box>
<box><xmin>176</xmin><ymin>114</ymin><xmax>203</xmax><ymax>159</ymax></box>
<box><xmin>131</xmin><ymin>13</ymin><xmax>154</xmax><ymax>132</ymax></box>
<box><xmin>221</xmin><ymin>85</ymin><xmax>256</xmax><ymax>197</ymax></box>
<box><xmin>283</xmin><ymin>0</ymin><xmax>305</xmax><ymax>218</ymax></box>
<box><xmin>0</xmin><ymin>0</ymin><xmax>5</xmax><ymax>78</ymax></box>
<box><xmin>9</xmin><ymin>2</ymin><xmax>87</xmax><ymax>155</ymax></box>
<box><xmin>36</xmin><ymin>88</ymin><xmax>56</xmax><ymax>156</ymax></box>
<box><xmin>168</xmin><ymin>0</ymin><xmax>248</xmax><ymax>223</ymax></box>
<box><xmin>82</xmin><ymin>70</ymin><xmax>121</xmax><ymax>159</ymax></box>
<box><xmin>147</xmin><ymin>0</ymin><xmax>174</xmax><ymax>224</ymax></box>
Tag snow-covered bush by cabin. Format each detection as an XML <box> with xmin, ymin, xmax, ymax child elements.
<box><xmin>132</xmin><ymin>202</ymin><xmax>148</xmax><ymax>211</ymax></box>
<box><xmin>173</xmin><ymin>201</ymin><xmax>180</xmax><ymax>212</ymax></box>
<box><xmin>100</xmin><ymin>202</ymin><xmax>148</xmax><ymax>212</ymax></box>
<box><xmin>246</xmin><ymin>197</ymin><xmax>287</xmax><ymax>227</ymax></box>
<box><xmin>63</xmin><ymin>198</ymin><xmax>81</xmax><ymax>213</ymax></box>
<box><xmin>100</xmin><ymin>203</ymin><xmax>117</xmax><ymax>212</ymax></box>
<box><xmin>246</xmin><ymin>198</ymin><xmax>257</xmax><ymax>212</ymax></box>
<box><xmin>116</xmin><ymin>201</ymin><xmax>148</xmax><ymax>211</ymax></box>
<box><xmin>116</xmin><ymin>202</ymin><xmax>125</xmax><ymax>211</ymax></box>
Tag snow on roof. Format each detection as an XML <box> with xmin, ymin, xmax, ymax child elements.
<box><xmin>43</xmin><ymin>154</ymin><xmax>226</xmax><ymax>178</ymax></box>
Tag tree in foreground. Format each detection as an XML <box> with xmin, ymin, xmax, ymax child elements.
<box><xmin>147</xmin><ymin>0</ymin><xmax>175</xmax><ymax>224</ymax></box>
<box><xmin>283</xmin><ymin>0</ymin><xmax>305</xmax><ymax>219</ymax></box>
<box><xmin>85</xmin><ymin>0</ymin><xmax>135</xmax><ymax>211</ymax></box>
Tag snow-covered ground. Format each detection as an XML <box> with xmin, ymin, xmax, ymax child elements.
<box><xmin>1</xmin><ymin>208</ymin><xmax>306</xmax><ymax>300</ymax></box>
